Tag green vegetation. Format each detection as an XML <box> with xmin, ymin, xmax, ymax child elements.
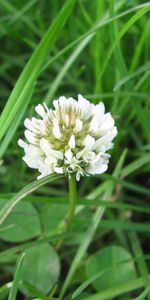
<box><xmin>0</xmin><ymin>0</ymin><xmax>150</xmax><ymax>299</ymax></box>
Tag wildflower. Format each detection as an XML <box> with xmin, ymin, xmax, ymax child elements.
<box><xmin>18</xmin><ymin>95</ymin><xmax>117</xmax><ymax>180</ymax></box>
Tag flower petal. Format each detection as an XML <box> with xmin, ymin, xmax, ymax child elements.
<box><xmin>68</xmin><ymin>135</ymin><xmax>75</xmax><ymax>149</ymax></box>
<box><xmin>35</xmin><ymin>104</ymin><xmax>46</xmax><ymax>118</ymax></box>
<box><xmin>84</xmin><ymin>134</ymin><xmax>95</xmax><ymax>150</ymax></box>
<box><xmin>24</xmin><ymin>130</ymin><xmax>36</xmax><ymax>144</ymax></box>
<box><xmin>52</xmin><ymin>118</ymin><xmax>62</xmax><ymax>139</ymax></box>
<box><xmin>75</xmin><ymin>119</ymin><xmax>82</xmax><ymax>132</ymax></box>
<box><xmin>65</xmin><ymin>149</ymin><xmax>73</xmax><ymax>162</ymax></box>
<box><xmin>40</xmin><ymin>138</ymin><xmax>52</xmax><ymax>156</ymax></box>
<box><xmin>86</xmin><ymin>161</ymin><xmax>108</xmax><ymax>175</ymax></box>
<box><xmin>18</xmin><ymin>139</ymin><xmax>27</xmax><ymax>148</ymax></box>
<box><xmin>53</xmin><ymin>167</ymin><xmax>64</xmax><ymax>174</ymax></box>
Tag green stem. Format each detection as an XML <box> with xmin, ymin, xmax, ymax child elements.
<box><xmin>55</xmin><ymin>174</ymin><xmax>77</xmax><ymax>251</ymax></box>
<box><xmin>66</xmin><ymin>174</ymin><xmax>77</xmax><ymax>230</ymax></box>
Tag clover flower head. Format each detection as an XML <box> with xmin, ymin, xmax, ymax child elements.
<box><xmin>18</xmin><ymin>95</ymin><xmax>117</xmax><ymax>181</ymax></box>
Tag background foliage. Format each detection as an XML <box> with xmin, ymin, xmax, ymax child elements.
<box><xmin>0</xmin><ymin>0</ymin><xmax>150</xmax><ymax>299</ymax></box>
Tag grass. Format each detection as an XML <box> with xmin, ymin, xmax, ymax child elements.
<box><xmin>0</xmin><ymin>0</ymin><xmax>150</xmax><ymax>299</ymax></box>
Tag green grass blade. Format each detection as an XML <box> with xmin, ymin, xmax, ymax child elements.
<box><xmin>110</xmin><ymin>0</ymin><xmax>127</xmax><ymax>75</ymax></box>
<box><xmin>99</xmin><ymin>4</ymin><xmax>150</xmax><ymax>79</ymax></box>
<box><xmin>0</xmin><ymin>0</ymin><xmax>77</xmax><ymax>141</ymax></box>
<box><xmin>130</xmin><ymin>20</ymin><xmax>150</xmax><ymax>71</ymax></box>
<box><xmin>135</xmin><ymin>285</ymin><xmax>150</xmax><ymax>300</ymax></box>
<box><xmin>0</xmin><ymin>0</ymin><xmax>40</xmax><ymax>37</ymax></box>
<box><xmin>8</xmin><ymin>253</ymin><xmax>25</xmax><ymax>300</ymax></box>
<box><xmin>129</xmin><ymin>232</ymin><xmax>150</xmax><ymax>299</ymax></box>
<box><xmin>121</xmin><ymin>153</ymin><xmax>150</xmax><ymax>178</ymax></box>
<box><xmin>0</xmin><ymin>232</ymin><xmax>66</xmax><ymax>259</ymax></box>
<box><xmin>0</xmin><ymin>85</ymin><xmax>35</xmax><ymax>159</ymax></box>
<box><xmin>82</xmin><ymin>276</ymin><xmax>150</xmax><ymax>300</ymax></box>
<box><xmin>72</xmin><ymin>256</ymin><xmax>149</xmax><ymax>299</ymax></box>
<box><xmin>100</xmin><ymin>174</ymin><xmax>150</xmax><ymax>196</ymax></box>
<box><xmin>93</xmin><ymin>0</ymin><xmax>104</xmax><ymax>94</ymax></box>
<box><xmin>22</xmin><ymin>281</ymin><xmax>50</xmax><ymax>300</ymax></box>
<box><xmin>44</xmin><ymin>34</ymin><xmax>94</xmax><ymax>104</ymax></box>
<box><xmin>99</xmin><ymin>220</ymin><xmax>150</xmax><ymax>233</ymax></box>
<box><xmin>114</xmin><ymin>62</ymin><xmax>150</xmax><ymax>91</ymax></box>
<box><xmin>40</xmin><ymin>3</ymin><xmax>147</xmax><ymax>76</ymax></box>
<box><xmin>0</xmin><ymin>174</ymin><xmax>63</xmax><ymax>227</ymax></box>
<box><xmin>1</xmin><ymin>194</ymin><xmax>150</xmax><ymax>215</ymax></box>
<box><xmin>0</xmin><ymin>282</ymin><xmax>12</xmax><ymax>298</ymax></box>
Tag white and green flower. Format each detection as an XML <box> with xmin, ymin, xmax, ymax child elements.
<box><xmin>18</xmin><ymin>95</ymin><xmax>117</xmax><ymax>180</ymax></box>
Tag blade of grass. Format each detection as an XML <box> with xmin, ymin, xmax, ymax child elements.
<box><xmin>1</xmin><ymin>193</ymin><xmax>150</xmax><ymax>218</ymax></box>
<box><xmin>93</xmin><ymin>0</ymin><xmax>104</xmax><ymax>94</ymax></box>
<box><xmin>98</xmin><ymin>220</ymin><xmax>150</xmax><ymax>233</ymax></box>
<box><xmin>41</xmin><ymin>3</ymin><xmax>148</xmax><ymax>76</ymax></box>
<box><xmin>8</xmin><ymin>253</ymin><xmax>25</xmax><ymax>300</ymax></box>
<box><xmin>99</xmin><ymin>4</ymin><xmax>150</xmax><ymax>80</ymax></box>
<box><xmin>1</xmin><ymin>194</ymin><xmax>150</xmax><ymax>214</ymax></box>
<box><xmin>0</xmin><ymin>85</ymin><xmax>35</xmax><ymax>159</ymax></box>
<box><xmin>0</xmin><ymin>0</ymin><xmax>40</xmax><ymax>37</ymax></box>
<box><xmin>135</xmin><ymin>70</ymin><xmax>150</xmax><ymax>91</ymax></box>
<box><xmin>0</xmin><ymin>0</ymin><xmax>77</xmax><ymax>141</ymax></box>
<box><xmin>72</xmin><ymin>256</ymin><xmax>149</xmax><ymax>299</ymax></box>
<box><xmin>22</xmin><ymin>281</ymin><xmax>50</xmax><ymax>300</ymax></box>
<box><xmin>108</xmin><ymin>0</ymin><xmax>128</xmax><ymax>113</ymax></box>
<box><xmin>0</xmin><ymin>282</ymin><xmax>12</xmax><ymax>298</ymax></box>
<box><xmin>109</xmin><ymin>0</ymin><xmax>127</xmax><ymax>77</ymax></box>
<box><xmin>0</xmin><ymin>174</ymin><xmax>63</xmax><ymax>227</ymax></box>
<box><xmin>44</xmin><ymin>33</ymin><xmax>94</xmax><ymax>104</ymax></box>
<box><xmin>121</xmin><ymin>153</ymin><xmax>150</xmax><ymax>178</ymax></box>
<box><xmin>79</xmin><ymin>0</ymin><xmax>93</xmax><ymax>27</ymax></box>
<box><xmin>82</xmin><ymin>276</ymin><xmax>150</xmax><ymax>300</ymax></box>
<box><xmin>99</xmin><ymin>174</ymin><xmax>150</xmax><ymax>196</ymax></box>
<box><xmin>135</xmin><ymin>285</ymin><xmax>150</xmax><ymax>300</ymax></box>
<box><xmin>129</xmin><ymin>232</ymin><xmax>150</xmax><ymax>300</ymax></box>
<box><xmin>1</xmin><ymin>0</ymin><xmax>37</xmax><ymax>25</ymax></box>
<box><xmin>114</xmin><ymin>62</ymin><xmax>150</xmax><ymax>91</ymax></box>
<box><xmin>106</xmin><ymin>4</ymin><xmax>150</xmax><ymax>143</ymax></box>
<box><xmin>87</xmin><ymin>92</ymin><xmax>150</xmax><ymax>99</ymax></box>
<box><xmin>0</xmin><ymin>232</ymin><xmax>66</xmax><ymax>259</ymax></box>
<box><xmin>130</xmin><ymin>20</ymin><xmax>150</xmax><ymax>71</ymax></box>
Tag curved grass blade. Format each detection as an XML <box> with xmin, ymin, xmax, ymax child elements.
<box><xmin>0</xmin><ymin>0</ymin><xmax>39</xmax><ymax>37</ymax></box>
<box><xmin>114</xmin><ymin>62</ymin><xmax>150</xmax><ymax>91</ymax></box>
<box><xmin>129</xmin><ymin>232</ymin><xmax>150</xmax><ymax>300</ymax></box>
<box><xmin>0</xmin><ymin>282</ymin><xmax>12</xmax><ymax>298</ymax></box>
<box><xmin>0</xmin><ymin>174</ymin><xmax>63</xmax><ymax>227</ymax></box>
<box><xmin>121</xmin><ymin>153</ymin><xmax>150</xmax><ymax>178</ymax></box>
<box><xmin>72</xmin><ymin>256</ymin><xmax>143</xmax><ymax>299</ymax></box>
<box><xmin>8</xmin><ymin>253</ymin><xmax>25</xmax><ymax>300</ymax></box>
<box><xmin>135</xmin><ymin>285</ymin><xmax>150</xmax><ymax>300</ymax></box>
<box><xmin>0</xmin><ymin>0</ymin><xmax>77</xmax><ymax>141</ymax></box>
<box><xmin>41</xmin><ymin>3</ymin><xmax>150</xmax><ymax>76</ymax></box>
<box><xmin>99</xmin><ymin>4</ymin><xmax>150</xmax><ymax>79</ymax></box>
<box><xmin>130</xmin><ymin>20</ymin><xmax>150</xmax><ymax>71</ymax></box>
<box><xmin>22</xmin><ymin>281</ymin><xmax>50</xmax><ymax>300</ymax></box>
<box><xmin>44</xmin><ymin>34</ymin><xmax>94</xmax><ymax>103</ymax></box>
<box><xmin>99</xmin><ymin>174</ymin><xmax>150</xmax><ymax>196</ymax></box>
<box><xmin>0</xmin><ymin>85</ymin><xmax>35</xmax><ymax>159</ymax></box>
<box><xmin>0</xmin><ymin>232</ymin><xmax>66</xmax><ymax>259</ymax></box>
<box><xmin>81</xmin><ymin>276</ymin><xmax>150</xmax><ymax>300</ymax></box>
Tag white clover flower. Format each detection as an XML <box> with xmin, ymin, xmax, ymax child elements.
<box><xmin>18</xmin><ymin>95</ymin><xmax>117</xmax><ymax>181</ymax></box>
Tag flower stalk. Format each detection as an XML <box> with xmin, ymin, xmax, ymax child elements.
<box><xmin>56</xmin><ymin>174</ymin><xmax>77</xmax><ymax>251</ymax></box>
<box><xmin>66</xmin><ymin>174</ymin><xmax>77</xmax><ymax>230</ymax></box>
